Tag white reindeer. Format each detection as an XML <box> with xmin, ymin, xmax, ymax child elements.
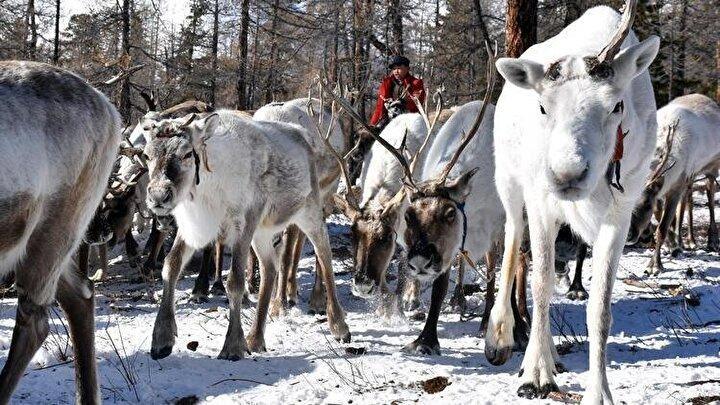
<box><xmin>484</xmin><ymin>2</ymin><xmax>660</xmax><ymax>403</ymax></box>
<box><xmin>0</xmin><ymin>61</ymin><xmax>121</xmax><ymax>404</ymax></box>
<box><xmin>144</xmin><ymin>110</ymin><xmax>350</xmax><ymax>361</ymax></box>
<box><xmin>627</xmin><ymin>94</ymin><xmax>720</xmax><ymax>274</ymax></box>
<box><xmin>253</xmin><ymin>97</ymin><xmax>347</xmax><ymax>315</ymax></box>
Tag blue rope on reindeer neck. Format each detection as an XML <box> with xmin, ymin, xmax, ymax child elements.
<box><xmin>449</xmin><ymin>198</ymin><xmax>468</xmax><ymax>252</ymax></box>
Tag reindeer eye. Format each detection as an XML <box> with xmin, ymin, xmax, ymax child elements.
<box><xmin>183</xmin><ymin>151</ymin><xmax>193</xmax><ymax>160</ymax></box>
<box><xmin>445</xmin><ymin>207</ymin><xmax>456</xmax><ymax>223</ymax></box>
<box><xmin>612</xmin><ymin>101</ymin><xmax>623</xmax><ymax>114</ymax></box>
<box><xmin>539</xmin><ymin>104</ymin><xmax>547</xmax><ymax>115</ymax></box>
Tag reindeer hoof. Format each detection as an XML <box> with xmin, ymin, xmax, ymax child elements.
<box><xmin>518</xmin><ymin>382</ymin><xmax>560</xmax><ymax>399</ymax></box>
<box><xmin>485</xmin><ymin>343</ymin><xmax>512</xmax><ymax>366</ymax></box>
<box><xmin>217</xmin><ymin>341</ymin><xmax>249</xmax><ymax>361</ymax></box>
<box><xmin>190</xmin><ymin>292</ymin><xmax>209</xmax><ymax>303</ymax></box>
<box><xmin>565</xmin><ymin>288</ymin><xmax>588</xmax><ymax>301</ymax></box>
<box><xmin>211</xmin><ymin>281</ymin><xmax>226</xmax><ymax>296</ymax></box>
<box><xmin>402</xmin><ymin>338</ymin><xmax>440</xmax><ymax>355</ymax></box>
<box><xmin>308</xmin><ymin>309</ymin><xmax>326</xmax><ymax>316</ymax></box>
<box><xmin>670</xmin><ymin>248</ymin><xmax>682</xmax><ymax>258</ymax></box>
<box><xmin>150</xmin><ymin>345</ymin><xmax>173</xmax><ymax>360</ymax></box>
<box><xmin>336</xmin><ymin>331</ymin><xmax>351</xmax><ymax>344</ymax></box>
<box><xmin>287</xmin><ymin>298</ymin><xmax>297</xmax><ymax>308</ymax></box>
<box><xmin>246</xmin><ymin>334</ymin><xmax>266</xmax><ymax>353</ymax></box>
<box><xmin>555</xmin><ymin>362</ymin><xmax>568</xmax><ymax>374</ymax></box>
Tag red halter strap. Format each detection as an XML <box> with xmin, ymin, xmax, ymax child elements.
<box><xmin>613</xmin><ymin>124</ymin><xmax>626</xmax><ymax>162</ymax></box>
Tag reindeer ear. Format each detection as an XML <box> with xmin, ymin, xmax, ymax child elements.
<box><xmin>445</xmin><ymin>167</ymin><xmax>479</xmax><ymax>202</ymax></box>
<box><xmin>190</xmin><ymin>113</ymin><xmax>220</xmax><ymax>146</ymax></box>
<box><xmin>496</xmin><ymin>58</ymin><xmax>545</xmax><ymax>92</ymax></box>
<box><xmin>611</xmin><ymin>36</ymin><xmax>660</xmax><ymax>88</ymax></box>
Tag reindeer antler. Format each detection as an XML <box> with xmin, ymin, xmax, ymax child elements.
<box><xmin>597</xmin><ymin>0</ymin><xmax>638</xmax><ymax>64</ymax></box>
<box><xmin>409</xmin><ymin>87</ymin><xmax>444</xmax><ymax>175</ymax></box>
<box><xmin>306</xmin><ymin>90</ymin><xmax>361</xmax><ymax>213</ymax></box>
<box><xmin>318</xmin><ymin>74</ymin><xmax>419</xmax><ymax>191</ymax></box>
<box><xmin>433</xmin><ymin>40</ymin><xmax>497</xmax><ymax>185</ymax></box>
<box><xmin>646</xmin><ymin>120</ymin><xmax>679</xmax><ymax>186</ymax></box>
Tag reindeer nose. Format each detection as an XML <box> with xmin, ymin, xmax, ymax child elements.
<box><xmin>148</xmin><ymin>187</ymin><xmax>173</xmax><ymax>207</ymax></box>
<box><xmin>551</xmin><ymin>163</ymin><xmax>589</xmax><ymax>187</ymax></box>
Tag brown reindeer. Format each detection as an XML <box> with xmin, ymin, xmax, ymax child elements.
<box><xmin>0</xmin><ymin>61</ymin><xmax>121</xmax><ymax>404</ymax></box>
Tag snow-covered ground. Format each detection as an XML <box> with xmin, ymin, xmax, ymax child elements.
<box><xmin>1</xmin><ymin>201</ymin><xmax>719</xmax><ymax>404</ymax></box>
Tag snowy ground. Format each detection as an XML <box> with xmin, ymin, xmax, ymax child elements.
<box><xmin>1</xmin><ymin>200</ymin><xmax>720</xmax><ymax>405</ymax></box>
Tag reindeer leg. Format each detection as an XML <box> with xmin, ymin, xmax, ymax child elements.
<box><xmin>449</xmin><ymin>255</ymin><xmax>466</xmax><ymax>313</ymax></box>
<box><xmin>298</xmin><ymin>208</ymin><xmax>350</xmax><ymax>342</ymax></box>
<box><xmin>671</xmin><ymin>188</ymin><xmax>687</xmax><ymax>254</ymax></box>
<box><xmin>150</xmin><ymin>235</ymin><xmax>193</xmax><ymax>360</ymax></box>
<box><xmin>271</xmin><ymin>226</ymin><xmax>299</xmax><ymax>317</ymax></box>
<box><xmin>143</xmin><ymin>219</ymin><xmax>165</xmax><ymax>277</ymax></box>
<box><xmin>308</xmin><ymin>256</ymin><xmax>328</xmax><ymax>315</ymax></box>
<box><xmin>0</xmin><ymin>293</ymin><xmax>50</xmax><ymax>404</ymax></box>
<box><xmin>479</xmin><ymin>246</ymin><xmax>497</xmax><ymax>337</ymax></box>
<box><xmin>56</xmin><ymin>271</ymin><xmax>99</xmax><ymax>404</ymax></box>
<box><xmin>706</xmin><ymin>174</ymin><xmax>719</xmax><ymax>252</ymax></box>
<box><xmin>566</xmin><ymin>242</ymin><xmax>588</xmax><ymax>300</ymax></box>
<box><xmin>89</xmin><ymin>244</ymin><xmax>108</xmax><ymax>282</ymax></box>
<box><xmin>78</xmin><ymin>242</ymin><xmax>90</xmax><ymax>278</ymax></box>
<box><xmin>286</xmin><ymin>231</ymin><xmax>305</xmax><ymax>307</ymax></box>
<box><xmin>647</xmin><ymin>188</ymin><xmax>683</xmax><ymax>276</ymax></box>
<box><xmin>125</xmin><ymin>228</ymin><xmax>139</xmax><ymax>268</ymax></box>
<box><xmin>583</xmin><ymin>207</ymin><xmax>632</xmax><ymax>404</ymax></box>
<box><xmin>402</xmin><ymin>270</ymin><xmax>449</xmax><ymax>355</ymax></box>
<box><xmin>485</xmin><ymin>195</ymin><xmax>525</xmax><ymax>366</ymax></box>
<box><xmin>190</xmin><ymin>244</ymin><xmax>213</xmax><ymax>303</ymax></box>
<box><xmin>687</xmin><ymin>185</ymin><xmax>698</xmax><ymax>249</ymax></box>
<box><xmin>211</xmin><ymin>240</ymin><xmax>226</xmax><ymax>296</ymax></box>
<box><xmin>246</xmin><ymin>230</ymin><xmax>278</xmax><ymax>353</ymax></box>
<box><xmin>218</xmin><ymin>230</ymin><xmax>253</xmax><ymax>360</ymax></box>
<box><xmin>516</xmin><ymin>204</ymin><xmax>560</xmax><ymax>400</ymax></box>
<box><xmin>512</xmin><ymin>251</ymin><xmax>530</xmax><ymax>351</ymax></box>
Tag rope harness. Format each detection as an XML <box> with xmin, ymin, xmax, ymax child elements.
<box><xmin>606</xmin><ymin>102</ymin><xmax>627</xmax><ymax>193</ymax></box>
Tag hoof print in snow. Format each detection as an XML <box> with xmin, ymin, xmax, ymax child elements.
<box><xmin>187</xmin><ymin>341</ymin><xmax>199</xmax><ymax>351</ymax></box>
<box><xmin>420</xmin><ymin>376</ymin><xmax>451</xmax><ymax>394</ymax></box>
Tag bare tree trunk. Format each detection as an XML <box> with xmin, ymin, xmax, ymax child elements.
<box><xmin>716</xmin><ymin>40</ymin><xmax>720</xmax><ymax>103</ymax></box>
<box><xmin>236</xmin><ymin>0</ymin><xmax>250</xmax><ymax>109</ymax></box>
<box><xmin>248</xmin><ymin>5</ymin><xmax>261</xmax><ymax>107</ymax></box>
<box><xmin>505</xmin><ymin>0</ymin><xmax>537</xmax><ymax>58</ymax></box>
<box><xmin>25</xmin><ymin>0</ymin><xmax>37</xmax><ymax>60</ymax></box>
<box><xmin>675</xmin><ymin>0</ymin><xmax>687</xmax><ymax>98</ymax></box>
<box><xmin>264</xmin><ymin>0</ymin><xmax>281</xmax><ymax>103</ymax></box>
<box><xmin>53</xmin><ymin>0</ymin><xmax>60</xmax><ymax>64</ymax></box>
<box><xmin>120</xmin><ymin>0</ymin><xmax>132</xmax><ymax>123</ymax></box>
<box><xmin>388</xmin><ymin>0</ymin><xmax>404</xmax><ymax>55</ymax></box>
<box><xmin>329</xmin><ymin>1</ymin><xmax>340</xmax><ymax>83</ymax></box>
<box><xmin>210</xmin><ymin>0</ymin><xmax>219</xmax><ymax>106</ymax></box>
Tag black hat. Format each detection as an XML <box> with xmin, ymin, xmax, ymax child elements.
<box><xmin>388</xmin><ymin>55</ymin><xmax>410</xmax><ymax>69</ymax></box>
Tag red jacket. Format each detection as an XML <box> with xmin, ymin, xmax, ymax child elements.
<box><xmin>369</xmin><ymin>74</ymin><xmax>426</xmax><ymax>126</ymax></box>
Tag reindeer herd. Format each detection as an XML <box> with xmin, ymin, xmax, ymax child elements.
<box><xmin>1</xmin><ymin>1</ymin><xmax>719</xmax><ymax>404</ymax></box>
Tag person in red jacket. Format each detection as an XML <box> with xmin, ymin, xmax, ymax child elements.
<box><xmin>369</xmin><ymin>55</ymin><xmax>426</xmax><ymax>129</ymax></box>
